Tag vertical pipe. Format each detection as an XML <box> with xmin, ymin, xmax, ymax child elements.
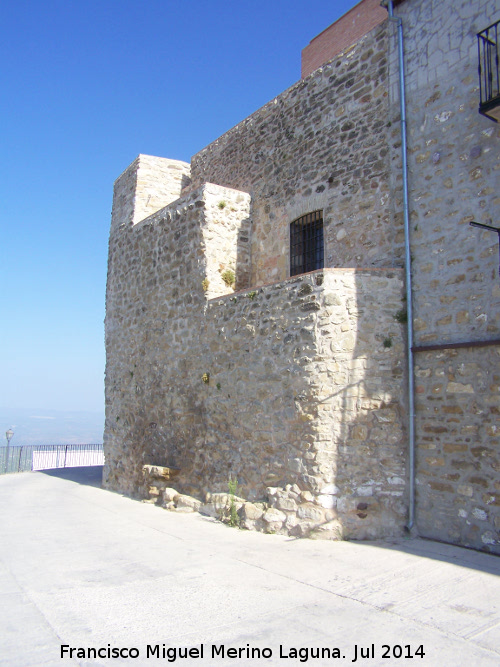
<box><xmin>478</xmin><ymin>34</ymin><xmax>483</xmax><ymax>105</ymax></box>
<box><xmin>384</xmin><ymin>0</ymin><xmax>416</xmax><ymax>531</ymax></box>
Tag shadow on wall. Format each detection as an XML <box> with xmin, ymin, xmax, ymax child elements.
<box><xmin>234</xmin><ymin>205</ymin><xmax>253</xmax><ymax>292</ymax></box>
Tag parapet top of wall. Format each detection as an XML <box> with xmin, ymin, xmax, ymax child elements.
<box><xmin>208</xmin><ymin>266</ymin><xmax>404</xmax><ymax>305</ymax></box>
<box><xmin>111</xmin><ymin>154</ymin><xmax>191</xmax><ymax>232</ymax></box>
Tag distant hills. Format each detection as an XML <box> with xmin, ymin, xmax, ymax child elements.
<box><xmin>0</xmin><ymin>408</ymin><xmax>104</xmax><ymax>446</ymax></box>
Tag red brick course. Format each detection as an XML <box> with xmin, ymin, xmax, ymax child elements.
<box><xmin>301</xmin><ymin>0</ymin><xmax>388</xmax><ymax>78</ymax></box>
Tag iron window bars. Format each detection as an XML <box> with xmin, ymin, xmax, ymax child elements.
<box><xmin>290</xmin><ymin>210</ymin><xmax>324</xmax><ymax>276</ymax></box>
<box><xmin>478</xmin><ymin>20</ymin><xmax>500</xmax><ymax>122</ymax></box>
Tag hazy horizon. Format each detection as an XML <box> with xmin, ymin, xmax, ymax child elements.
<box><xmin>1</xmin><ymin>407</ymin><xmax>104</xmax><ymax>446</ymax></box>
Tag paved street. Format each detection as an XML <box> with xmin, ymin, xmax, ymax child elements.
<box><xmin>1</xmin><ymin>467</ymin><xmax>499</xmax><ymax>666</ymax></box>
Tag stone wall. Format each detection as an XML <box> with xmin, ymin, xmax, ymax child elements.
<box><xmin>191</xmin><ymin>20</ymin><xmax>405</xmax><ymax>288</ymax></box>
<box><xmin>201</xmin><ymin>268</ymin><xmax>407</xmax><ymax>538</ymax></box>
<box><xmin>415</xmin><ymin>345</ymin><xmax>500</xmax><ymax>550</ymax></box>
<box><xmin>104</xmin><ymin>182</ymin><xmax>251</xmax><ymax>497</ymax></box>
<box><xmin>111</xmin><ymin>155</ymin><xmax>191</xmax><ymax>233</ymax></box>
<box><xmin>385</xmin><ymin>0</ymin><xmax>500</xmax><ymax>552</ymax></box>
<box><xmin>105</xmin><ymin>169</ymin><xmax>407</xmax><ymax>537</ymax></box>
<box><xmin>104</xmin><ymin>0</ymin><xmax>500</xmax><ymax>551</ymax></box>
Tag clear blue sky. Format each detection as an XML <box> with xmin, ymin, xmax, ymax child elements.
<box><xmin>1</xmin><ymin>0</ymin><xmax>357</xmax><ymax>414</ymax></box>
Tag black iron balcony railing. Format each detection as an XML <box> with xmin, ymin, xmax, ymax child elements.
<box><xmin>478</xmin><ymin>20</ymin><xmax>500</xmax><ymax>122</ymax></box>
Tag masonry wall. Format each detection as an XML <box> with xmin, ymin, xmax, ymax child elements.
<box><xmin>386</xmin><ymin>0</ymin><xmax>500</xmax><ymax>552</ymax></box>
<box><xmin>111</xmin><ymin>155</ymin><xmax>191</xmax><ymax>232</ymax></box>
<box><xmin>201</xmin><ymin>269</ymin><xmax>407</xmax><ymax>538</ymax></box>
<box><xmin>104</xmin><ymin>182</ymin><xmax>251</xmax><ymax>497</ymax></box>
<box><xmin>105</xmin><ymin>171</ymin><xmax>408</xmax><ymax>537</ymax></box>
<box><xmin>104</xmin><ymin>10</ymin><xmax>410</xmax><ymax>541</ymax></box>
<box><xmin>105</xmin><ymin>0</ymin><xmax>500</xmax><ymax>549</ymax></box>
<box><xmin>191</xmin><ymin>20</ymin><xmax>405</xmax><ymax>288</ymax></box>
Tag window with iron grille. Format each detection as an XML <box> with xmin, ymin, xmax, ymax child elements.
<box><xmin>290</xmin><ymin>210</ymin><xmax>324</xmax><ymax>276</ymax></box>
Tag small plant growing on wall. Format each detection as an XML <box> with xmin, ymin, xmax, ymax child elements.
<box><xmin>202</xmin><ymin>278</ymin><xmax>209</xmax><ymax>292</ymax></box>
<box><xmin>202</xmin><ymin>372</ymin><xmax>210</xmax><ymax>384</ymax></box>
<box><xmin>394</xmin><ymin>309</ymin><xmax>408</xmax><ymax>324</ymax></box>
<box><xmin>247</xmin><ymin>291</ymin><xmax>257</xmax><ymax>300</ymax></box>
<box><xmin>218</xmin><ymin>200</ymin><xmax>227</xmax><ymax>209</ymax></box>
<box><xmin>221</xmin><ymin>269</ymin><xmax>235</xmax><ymax>287</ymax></box>
<box><xmin>383</xmin><ymin>337</ymin><xmax>393</xmax><ymax>348</ymax></box>
<box><xmin>228</xmin><ymin>475</ymin><xmax>240</xmax><ymax>528</ymax></box>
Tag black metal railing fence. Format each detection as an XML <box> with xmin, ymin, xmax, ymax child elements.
<box><xmin>0</xmin><ymin>444</ymin><xmax>104</xmax><ymax>475</ymax></box>
<box><xmin>478</xmin><ymin>20</ymin><xmax>500</xmax><ymax>109</ymax></box>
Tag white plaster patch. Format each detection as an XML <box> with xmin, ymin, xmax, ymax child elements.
<box><xmin>318</xmin><ymin>494</ymin><xmax>337</xmax><ymax>509</ymax></box>
<box><xmin>447</xmin><ymin>382</ymin><xmax>474</xmax><ymax>394</ymax></box>
<box><xmin>320</xmin><ymin>484</ymin><xmax>340</xmax><ymax>495</ymax></box>
<box><xmin>434</xmin><ymin>111</ymin><xmax>452</xmax><ymax>123</ymax></box>
<box><xmin>472</xmin><ymin>508</ymin><xmax>487</xmax><ymax>521</ymax></box>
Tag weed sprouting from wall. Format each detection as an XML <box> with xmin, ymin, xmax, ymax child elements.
<box><xmin>394</xmin><ymin>309</ymin><xmax>408</xmax><ymax>324</ymax></box>
<box><xmin>221</xmin><ymin>269</ymin><xmax>235</xmax><ymax>287</ymax></box>
<box><xmin>228</xmin><ymin>476</ymin><xmax>240</xmax><ymax>528</ymax></box>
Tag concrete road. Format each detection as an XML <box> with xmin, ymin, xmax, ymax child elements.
<box><xmin>0</xmin><ymin>467</ymin><xmax>499</xmax><ymax>667</ymax></box>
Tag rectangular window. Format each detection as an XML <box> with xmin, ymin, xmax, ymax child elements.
<box><xmin>290</xmin><ymin>210</ymin><xmax>324</xmax><ymax>276</ymax></box>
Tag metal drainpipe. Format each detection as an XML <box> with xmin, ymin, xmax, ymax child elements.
<box><xmin>382</xmin><ymin>0</ymin><xmax>416</xmax><ymax>531</ymax></box>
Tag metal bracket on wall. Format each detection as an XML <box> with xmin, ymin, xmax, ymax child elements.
<box><xmin>470</xmin><ymin>221</ymin><xmax>500</xmax><ymax>276</ymax></box>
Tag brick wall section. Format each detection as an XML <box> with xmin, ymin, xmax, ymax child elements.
<box><xmin>301</xmin><ymin>0</ymin><xmax>388</xmax><ymax>79</ymax></box>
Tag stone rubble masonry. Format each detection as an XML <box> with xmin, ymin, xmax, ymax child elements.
<box><xmin>385</xmin><ymin>0</ymin><xmax>500</xmax><ymax>552</ymax></box>
<box><xmin>415</xmin><ymin>346</ymin><xmax>500</xmax><ymax>550</ymax></box>
<box><xmin>105</xmin><ymin>0</ymin><xmax>500</xmax><ymax>551</ymax></box>
<box><xmin>190</xmin><ymin>20</ymin><xmax>404</xmax><ymax>288</ymax></box>
<box><xmin>111</xmin><ymin>155</ymin><xmax>191</xmax><ymax>233</ymax></box>
<box><xmin>104</xmin><ymin>164</ymin><xmax>408</xmax><ymax>537</ymax></box>
<box><xmin>301</xmin><ymin>0</ymin><xmax>388</xmax><ymax>79</ymax></box>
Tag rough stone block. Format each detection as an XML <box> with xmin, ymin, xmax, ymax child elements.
<box><xmin>176</xmin><ymin>494</ymin><xmax>202</xmax><ymax>512</ymax></box>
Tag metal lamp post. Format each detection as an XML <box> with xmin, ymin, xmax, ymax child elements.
<box><xmin>5</xmin><ymin>429</ymin><xmax>14</xmax><ymax>473</ymax></box>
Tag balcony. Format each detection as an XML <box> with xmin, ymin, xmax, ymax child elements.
<box><xmin>478</xmin><ymin>20</ymin><xmax>500</xmax><ymax>122</ymax></box>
